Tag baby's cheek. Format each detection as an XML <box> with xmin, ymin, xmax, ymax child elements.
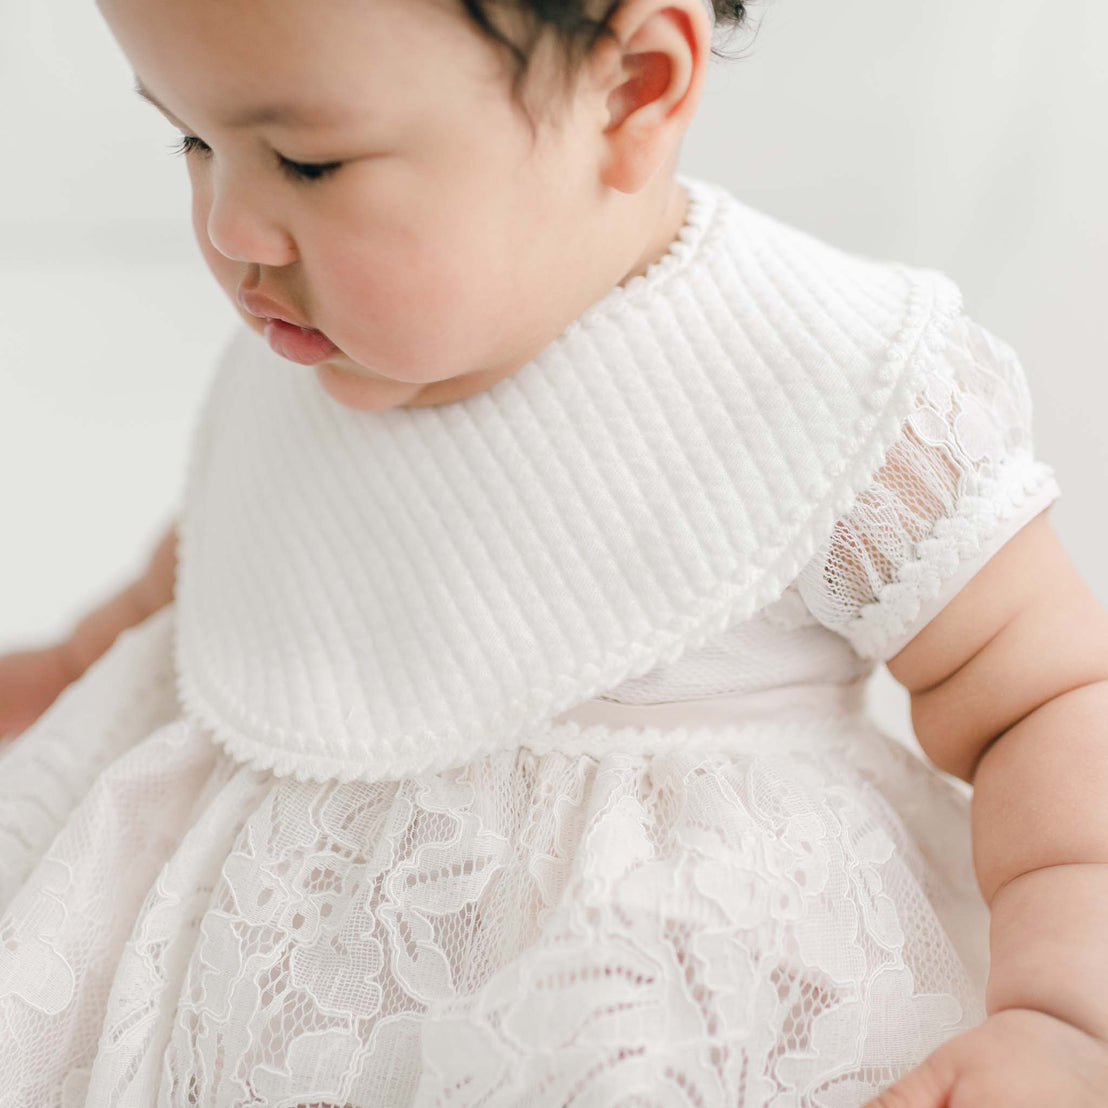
<box><xmin>326</xmin><ymin>263</ymin><xmax>456</xmax><ymax>378</ymax></box>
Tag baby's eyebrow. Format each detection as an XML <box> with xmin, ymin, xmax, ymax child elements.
<box><xmin>132</xmin><ymin>78</ymin><xmax>351</xmax><ymax>128</ymax></box>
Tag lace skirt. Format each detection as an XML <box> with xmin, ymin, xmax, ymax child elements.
<box><xmin>0</xmin><ymin>605</ymin><xmax>987</xmax><ymax>1107</ymax></box>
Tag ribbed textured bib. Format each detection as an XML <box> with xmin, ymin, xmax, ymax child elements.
<box><xmin>174</xmin><ymin>173</ymin><xmax>965</xmax><ymax>782</ymax></box>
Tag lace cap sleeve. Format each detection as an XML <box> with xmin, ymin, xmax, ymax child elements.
<box><xmin>793</xmin><ymin>312</ymin><xmax>1061</xmax><ymax>663</ymax></box>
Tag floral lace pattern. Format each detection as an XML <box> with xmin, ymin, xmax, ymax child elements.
<box><xmin>0</xmin><ymin>608</ymin><xmax>987</xmax><ymax>1107</ymax></box>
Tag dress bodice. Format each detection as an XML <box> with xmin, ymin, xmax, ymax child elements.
<box><xmin>591</xmin><ymin>585</ymin><xmax>870</xmax><ymax>704</ymax></box>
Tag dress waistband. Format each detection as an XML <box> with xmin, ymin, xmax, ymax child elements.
<box><xmin>549</xmin><ymin>679</ymin><xmax>868</xmax><ymax>732</ymax></box>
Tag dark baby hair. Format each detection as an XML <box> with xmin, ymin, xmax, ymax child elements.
<box><xmin>455</xmin><ymin>0</ymin><xmax>750</xmax><ymax>132</ymax></box>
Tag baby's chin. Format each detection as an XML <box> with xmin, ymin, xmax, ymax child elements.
<box><xmin>314</xmin><ymin>360</ymin><xmax>423</xmax><ymax>412</ymax></box>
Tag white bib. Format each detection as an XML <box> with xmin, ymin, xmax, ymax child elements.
<box><xmin>174</xmin><ymin>173</ymin><xmax>964</xmax><ymax>782</ymax></box>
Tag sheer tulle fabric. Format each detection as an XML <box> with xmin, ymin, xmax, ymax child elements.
<box><xmin>795</xmin><ymin>313</ymin><xmax>1059</xmax><ymax>662</ymax></box>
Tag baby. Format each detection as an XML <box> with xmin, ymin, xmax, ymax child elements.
<box><xmin>1</xmin><ymin>0</ymin><xmax>1107</xmax><ymax>1104</ymax></box>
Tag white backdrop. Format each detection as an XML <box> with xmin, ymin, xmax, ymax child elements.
<box><xmin>2</xmin><ymin>0</ymin><xmax>1105</xmax><ymax>747</ymax></box>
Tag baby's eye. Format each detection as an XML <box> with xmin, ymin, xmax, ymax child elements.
<box><xmin>169</xmin><ymin>134</ymin><xmax>342</xmax><ymax>184</ymax></box>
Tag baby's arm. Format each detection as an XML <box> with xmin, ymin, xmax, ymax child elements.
<box><xmin>58</xmin><ymin>519</ymin><xmax>178</xmax><ymax>682</ymax></box>
<box><xmin>0</xmin><ymin>520</ymin><xmax>177</xmax><ymax>740</ymax></box>
<box><xmin>870</xmin><ymin>508</ymin><xmax>1108</xmax><ymax>1101</ymax></box>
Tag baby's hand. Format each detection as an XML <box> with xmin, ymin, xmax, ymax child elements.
<box><xmin>0</xmin><ymin>642</ymin><xmax>76</xmax><ymax>742</ymax></box>
<box><xmin>864</xmin><ymin>1008</ymin><xmax>1108</xmax><ymax>1107</ymax></box>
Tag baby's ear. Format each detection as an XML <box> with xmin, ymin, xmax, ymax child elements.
<box><xmin>586</xmin><ymin>0</ymin><xmax>712</xmax><ymax>194</ymax></box>
<box><xmin>887</xmin><ymin>511</ymin><xmax>1108</xmax><ymax>782</ymax></box>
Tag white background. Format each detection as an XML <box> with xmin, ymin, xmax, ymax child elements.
<box><xmin>2</xmin><ymin>0</ymin><xmax>1105</xmax><ymax>747</ymax></box>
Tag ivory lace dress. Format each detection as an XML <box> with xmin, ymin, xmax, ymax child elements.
<box><xmin>0</xmin><ymin>173</ymin><xmax>1060</xmax><ymax>1107</ymax></box>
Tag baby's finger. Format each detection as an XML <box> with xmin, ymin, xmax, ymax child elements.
<box><xmin>863</xmin><ymin>1051</ymin><xmax>955</xmax><ymax>1108</ymax></box>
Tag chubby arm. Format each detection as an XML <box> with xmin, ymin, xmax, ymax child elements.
<box><xmin>59</xmin><ymin>518</ymin><xmax>179</xmax><ymax>681</ymax></box>
<box><xmin>886</xmin><ymin>509</ymin><xmax>1108</xmax><ymax>1041</ymax></box>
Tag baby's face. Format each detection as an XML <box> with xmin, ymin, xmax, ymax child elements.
<box><xmin>97</xmin><ymin>0</ymin><xmax>659</xmax><ymax>411</ymax></box>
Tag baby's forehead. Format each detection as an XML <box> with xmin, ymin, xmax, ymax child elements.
<box><xmin>105</xmin><ymin>0</ymin><xmax>503</xmax><ymax>129</ymax></box>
